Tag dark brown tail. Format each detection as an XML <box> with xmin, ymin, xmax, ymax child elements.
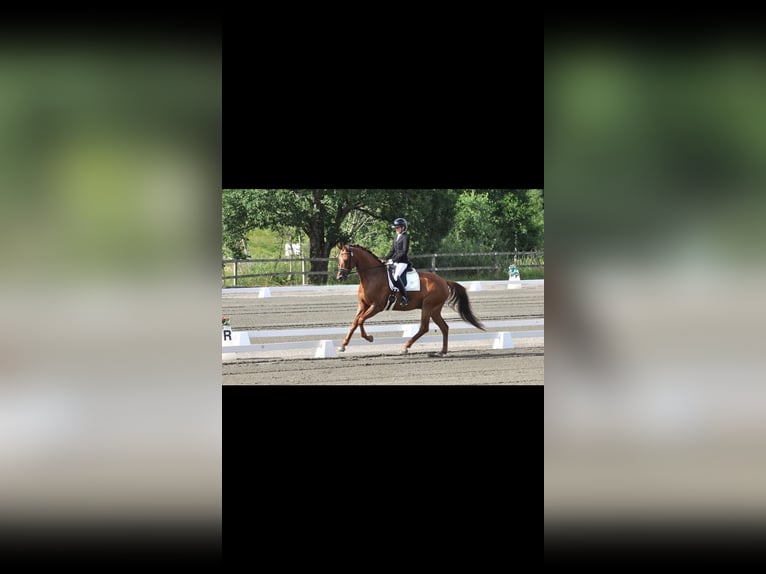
<box><xmin>446</xmin><ymin>281</ymin><xmax>485</xmax><ymax>331</ymax></box>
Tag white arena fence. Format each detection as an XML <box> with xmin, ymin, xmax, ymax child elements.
<box><xmin>222</xmin><ymin>320</ymin><xmax>544</xmax><ymax>359</ymax></box>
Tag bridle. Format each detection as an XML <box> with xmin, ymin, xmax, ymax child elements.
<box><xmin>337</xmin><ymin>248</ymin><xmax>355</xmax><ymax>278</ymax></box>
<box><xmin>337</xmin><ymin>246</ymin><xmax>386</xmax><ymax>278</ymax></box>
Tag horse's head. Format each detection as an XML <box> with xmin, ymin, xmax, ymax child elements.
<box><xmin>336</xmin><ymin>244</ymin><xmax>355</xmax><ymax>281</ymax></box>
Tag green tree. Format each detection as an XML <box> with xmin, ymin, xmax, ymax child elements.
<box><xmin>439</xmin><ymin>189</ymin><xmax>544</xmax><ymax>253</ymax></box>
<box><xmin>490</xmin><ymin>189</ymin><xmax>544</xmax><ymax>252</ymax></box>
<box><xmin>441</xmin><ymin>190</ymin><xmax>500</xmax><ymax>252</ymax></box>
<box><xmin>222</xmin><ymin>189</ymin><xmax>255</xmax><ymax>259</ymax></box>
<box><xmin>222</xmin><ymin>189</ymin><xmax>459</xmax><ymax>284</ymax></box>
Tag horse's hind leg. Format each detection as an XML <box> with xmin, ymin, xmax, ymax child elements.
<box><xmin>431</xmin><ymin>306</ymin><xmax>449</xmax><ymax>355</ymax></box>
<box><xmin>402</xmin><ymin>306</ymin><xmax>432</xmax><ymax>354</ymax></box>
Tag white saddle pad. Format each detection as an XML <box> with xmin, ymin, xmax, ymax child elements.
<box><xmin>387</xmin><ymin>269</ymin><xmax>420</xmax><ymax>292</ymax></box>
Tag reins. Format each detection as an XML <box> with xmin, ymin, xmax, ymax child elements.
<box><xmin>355</xmin><ymin>264</ymin><xmax>387</xmax><ymax>273</ymax></box>
<box><xmin>338</xmin><ymin>263</ymin><xmax>386</xmax><ymax>275</ymax></box>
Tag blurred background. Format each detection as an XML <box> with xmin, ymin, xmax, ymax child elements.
<box><xmin>0</xmin><ymin>24</ymin><xmax>221</xmax><ymax>557</ymax></box>
<box><xmin>546</xmin><ymin>30</ymin><xmax>766</xmax><ymax>552</ymax></box>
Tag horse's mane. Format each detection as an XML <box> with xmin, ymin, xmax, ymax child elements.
<box><xmin>348</xmin><ymin>244</ymin><xmax>380</xmax><ymax>260</ymax></box>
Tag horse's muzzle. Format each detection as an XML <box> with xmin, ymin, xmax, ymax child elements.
<box><xmin>336</xmin><ymin>270</ymin><xmax>348</xmax><ymax>281</ymax></box>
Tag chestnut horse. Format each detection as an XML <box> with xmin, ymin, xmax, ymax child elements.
<box><xmin>335</xmin><ymin>243</ymin><xmax>485</xmax><ymax>355</ymax></box>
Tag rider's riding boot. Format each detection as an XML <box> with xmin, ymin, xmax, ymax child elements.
<box><xmin>395</xmin><ymin>277</ymin><xmax>409</xmax><ymax>306</ymax></box>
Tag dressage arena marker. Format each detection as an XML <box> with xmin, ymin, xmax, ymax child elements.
<box><xmin>314</xmin><ymin>340</ymin><xmax>337</xmax><ymax>358</ymax></box>
<box><xmin>258</xmin><ymin>287</ymin><xmax>271</xmax><ymax>298</ymax></box>
<box><xmin>507</xmin><ymin>276</ymin><xmax>522</xmax><ymax>290</ymax></box>
<box><xmin>401</xmin><ymin>323</ymin><xmax>419</xmax><ymax>337</ymax></box>
<box><xmin>222</xmin><ymin>326</ymin><xmax>250</xmax><ymax>345</ymax></box>
<box><xmin>493</xmin><ymin>332</ymin><xmax>514</xmax><ymax>349</ymax></box>
<box><xmin>222</xmin><ymin>325</ymin><xmax>250</xmax><ymax>360</ymax></box>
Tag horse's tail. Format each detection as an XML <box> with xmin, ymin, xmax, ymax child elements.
<box><xmin>446</xmin><ymin>281</ymin><xmax>486</xmax><ymax>331</ymax></box>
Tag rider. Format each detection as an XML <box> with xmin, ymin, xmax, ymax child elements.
<box><xmin>382</xmin><ymin>217</ymin><xmax>410</xmax><ymax>306</ymax></box>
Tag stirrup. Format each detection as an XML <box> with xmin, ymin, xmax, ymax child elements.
<box><xmin>388</xmin><ymin>293</ymin><xmax>396</xmax><ymax>305</ymax></box>
<box><xmin>401</xmin><ymin>293</ymin><xmax>409</xmax><ymax>306</ymax></box>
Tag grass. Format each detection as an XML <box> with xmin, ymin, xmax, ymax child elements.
<box><xmin>247</xmin><ymin>228</ymin><xmax>297</xmax><ymax>258</ymax></box>
<box><xmin>222</xmin><ymin>229</ymin><xmax>309</xmax><ymax>287</ymax></box>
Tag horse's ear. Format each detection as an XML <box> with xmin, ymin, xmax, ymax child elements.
<box><xmin>336</xmin><ymin>241</ymin><xmax>344</xmax><ymax>250</ymax></box>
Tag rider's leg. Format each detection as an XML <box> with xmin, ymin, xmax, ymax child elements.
<box><xmin>393</xmin><ymin>263</ymin><xmax>409</xmax><ymax>305</ymax></box>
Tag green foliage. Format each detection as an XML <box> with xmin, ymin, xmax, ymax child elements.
<box><xmin>441</xmin><ymin>190</ymin><xmax>499</xmax><ymax>252</ymax></box>
<box><xmin>393</xmin><ymin>189</ymin><xmax>461</xmax><ymax>254</ymax></box>
<box><xmin>439</xmin><ymin>189</ymin><xmax>544</xmax><ymax>253</ymax></box>
<box><xmin>221</xmin><ymin>189</ymin><xmax>465</xmax><ymax>283</ymax></box>
<box><xmin>340</xmin><ymin>211</ymin><xmax>390</xmax><ymax>256</ymax></box>
<box><xmin>221</xmin><ymin>189</ymin><xmax>253</xmax><ymax>259</ymax></box>
<box><xmin>222</xmin><ymin>189</ymin><xmax>544</xmax><ymax>284</ymax></box>
<box><xmin>493</xmin><ymin>189</ymin><xmax>545</xmax><ymax>252</ymax></box>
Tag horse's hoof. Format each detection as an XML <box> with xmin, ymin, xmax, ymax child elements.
<box><xmin>400</xmin><ymin>348</ymin><xmax>409</xmax><ymax>355</ymax></box>
<box><xmin>338</xmin><ymin>346</ymin><xmax>346</xmax><ymax>353</ymax></box>
<box><xmin>364</xmin><ymin>335</ymin><xmax>373</xmax><ymax>343</ymax></box>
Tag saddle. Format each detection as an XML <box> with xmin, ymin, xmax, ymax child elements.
<box><xmin>385</xmin><ymin>264</ymin><xmax>419</xmax><ymax>310</ymax></box>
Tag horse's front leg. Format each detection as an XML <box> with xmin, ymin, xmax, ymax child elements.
<box><xmin>338</xmin><ymin>302</ymin><xmax>370</xmax><ymax>352</ymax></box>
<box><xmin>357</xmin><ymin>303</ymin><xmax>384</xmax><ymax>343</ymax></box>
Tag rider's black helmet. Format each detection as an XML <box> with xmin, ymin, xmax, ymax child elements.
<box><xmin>392</xmin><ymin>217</ymin><xmax>408</xmax><ymax>232</ymax></box>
